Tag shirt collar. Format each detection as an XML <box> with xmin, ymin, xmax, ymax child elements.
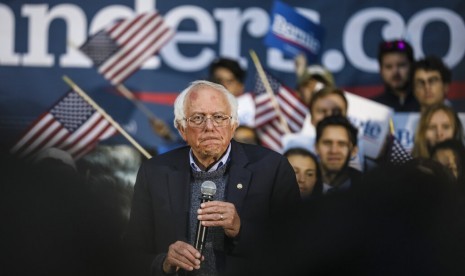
<box><xmin>189</xmin><ymin>143</ymin><xmax>231</xmax><ymax>172</ymax></box>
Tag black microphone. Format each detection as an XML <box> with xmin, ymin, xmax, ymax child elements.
<box><xmin>194</xmin><ymin>180</ymin><xmax>217</xmax><ymax>255</ymax></box>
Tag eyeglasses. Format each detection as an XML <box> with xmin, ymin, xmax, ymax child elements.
<box><xmin>415</xmin><ymin>76</ymin><xmax>442</xmax><ymax>89</ymax></box>
<box><xmin>184</xmin><ymin>113</ymin><xmax>232</xmax><ymax>128</ymax></box>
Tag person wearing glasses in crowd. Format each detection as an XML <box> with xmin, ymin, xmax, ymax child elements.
<box><xmin>124</xmin><ymin>80</ymin><xmax>300</xmax><ymax>276</ymax></box>
<box><xmin>372</xmin><ymin>39</ymin><xmax>420</xmax><ymax>111</ymax></box>
<box><xmin>413</xmin><ymin>56</ymin><xmax>453</xmax><ymax>112</ymax></box>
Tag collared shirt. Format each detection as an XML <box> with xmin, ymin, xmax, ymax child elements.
<box><xmin>189</xmin><ymin>143</ymin><xmax>231</xmax><ymax>172</ymax></box>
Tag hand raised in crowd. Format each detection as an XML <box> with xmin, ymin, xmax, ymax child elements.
<box><xmin>197</xmin><ymin>201</ymin><xmax>241</xmax><ymax>238</ymax></box>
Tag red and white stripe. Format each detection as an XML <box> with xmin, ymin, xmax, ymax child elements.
<box><xmin>254</xmin><ymin>85</ymin><xmax>308</xmax><ymax>152</ymax></box>
<box><xmin>99</xmin><ymin>12</ymin><xmax>174</xmax><ymax>84</ymax></box>
<box><xmin>11</xmin><ymin>109</ymin><xmax>116</xmax><ymax>160</ymax></box>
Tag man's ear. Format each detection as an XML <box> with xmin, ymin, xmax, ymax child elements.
<box><xmin>231</xmin><ymin>121</ymin><xmax>238</xmax><ymax>133</ymax></box>
<box><xmin>350</xmin><ymin>145</ymin><xmax>359</xmax><ymax>159</ymax></box>
<box><xmin>176</xmin><ymin>124</ymin><xmax>188</xmax><ymax>142</ymax></box>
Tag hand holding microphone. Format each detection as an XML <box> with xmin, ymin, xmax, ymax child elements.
<box><xmin>163</xmin><ymin>181</ymin><xmax>241</xmax><ymax>273</ymax></box>
<box><xmin>196</xmin><ymin>182</ymin><xmax>241</xmax><ymax>239</ymax></box>
<box><xmin>194</xmin><ymin>181</ymin><xmax>217</xmax><ymax>254</ymax></box>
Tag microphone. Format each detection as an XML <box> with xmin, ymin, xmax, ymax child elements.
<box><xmin>194</xmin><ymin>180</ymin><xmax>217</xmax><ymax>255</ymax></box>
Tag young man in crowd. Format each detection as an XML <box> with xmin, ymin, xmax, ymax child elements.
<box><xmin>314</xmin><ymin>115</ymin><xmax>362</xmax><ymax>194</ymax></box>
<box><xmin>372</xmin><ymin>39</ymin><xmax>420</xmax><ymax>111</ymax></box>
<box><xmin>413</xmin><ymin>56</ymin><xmax>452</xmax><ymax>111</ymax></box>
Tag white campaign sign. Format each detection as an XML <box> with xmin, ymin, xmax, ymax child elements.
<box><xmin>392</xmin><ymin>112</ymin><xmax>465</xmax><ymax>153</ymax></box>
<box><xmin>346</xmin><ymin>92</ymin><xmax>394</xmax><ymax>159</ymax></box>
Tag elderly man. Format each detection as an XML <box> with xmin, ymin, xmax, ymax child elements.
<box><xmin>124</xmin><ymin>80</ymin><xmax>300</xmax><ymax>276</ymax></box>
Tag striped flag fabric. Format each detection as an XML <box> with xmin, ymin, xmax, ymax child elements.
<box><xmin>80</xmin><ymin>11</ymin><xmax>174</xmax><ymax>85</ymax></box>
<box><xmin>10</xmin><ymin>90</ymin><xmax>117</xmax><ymax>160</ymax></box>
<box><xmin>254</xmin><ymin>72</ymin><xmax>308</xmax><ymax>152</ymax></box>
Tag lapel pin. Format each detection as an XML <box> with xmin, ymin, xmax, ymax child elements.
<box><xmin>236</xmin><ymin>183</ymin><xmax>243</xmax><ymax>189</ymax></box>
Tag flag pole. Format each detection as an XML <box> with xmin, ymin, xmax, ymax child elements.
<box><xmin>62</xmin><ymin>75</ymin><xmax>152</xmax><ymax>159</ymax></box>
<box><xmin>249</xmin><ymin>49</ymin><xmax>291</xmax><ymax>133</ymax></box>
<box><xmin>115</xmin><ymin>84</ymin><xmax>176</xmax><ymax>141</ymax></box>
<box><xmin>389</xmin><ymin>118</ymin><xmax>395</xmax><ymax>136</ymax></box>
<box><xmin>67</xmin><ymin>40</ymin><xmax>175</xmax><ymax>141</ymax></box>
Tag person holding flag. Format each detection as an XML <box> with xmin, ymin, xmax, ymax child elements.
<box><xmin>79</xmin><ymin>11</ymin><xmax>176</xmax><ymax>141</ymax></box>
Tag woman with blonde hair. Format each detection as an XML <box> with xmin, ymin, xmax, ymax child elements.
<box><xmin>412</xmin><ymin>104</ymin><xmax>464</xmax><ymax>158</ymax></box>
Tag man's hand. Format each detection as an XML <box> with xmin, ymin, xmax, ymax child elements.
<box><xmin>197</xmin><ymin>201</ymin><xmax>241</xmax><ymax>238</ymax></box>
<box><xmin>163</xmin><ymin>241</ymin><xmax>203</xmax><ymax>273</ymax></box>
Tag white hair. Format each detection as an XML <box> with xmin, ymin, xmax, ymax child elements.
<box><xmin>173</xmin><ymin>80</ymin><xmax>239</xmax><ymax>129</ymax></box>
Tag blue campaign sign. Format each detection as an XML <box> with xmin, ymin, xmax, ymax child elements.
<box><xmin>1</xmin><ymin>0</ymin><xmax>465</xmax><ymax>153</ymax></box>
<box><xmin>264</xmin><ymin>0</ymin><xmax>325</xmax><ymax>61</ymax></box>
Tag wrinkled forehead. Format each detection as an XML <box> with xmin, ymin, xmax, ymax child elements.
<box><xmin>185</xmin><ymin>86</ymin><xmax>230</xmax><ymax>114</ymax></box>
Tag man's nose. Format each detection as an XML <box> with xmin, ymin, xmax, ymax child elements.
<box><xmin>328</xmin><ymin>144</ymin><xmax>338</xmax><ymax>152</ymax></box>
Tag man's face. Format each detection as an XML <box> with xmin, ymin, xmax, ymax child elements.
<box><xmin>212</xmin><ymin>67</ymin><xmax>244</xmax><ymax>97</ymax></box>
<box><xmin>315</xmin><ymin>126</ymin><xmax>355</xmax><ymax>174</ymax></box>
<box><xmin>380</xmin><ymin>53</ymin><xmax>411</xmax><ymax>91</ymax></box>
<box><xmin>310</xmin><ymin>94</ymin><xmax>347</xmax><ymax>126</ymax></box>
<box><xmin>178</xmin><ymin>87</ymin><xmax>237</xmax><ymax>162</ymax></box>
<box><xmin>414</xmin><ymin>69</ymin><xmax>448</xmax><ymax>109</ymax></box>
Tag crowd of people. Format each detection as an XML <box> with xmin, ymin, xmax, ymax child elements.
<box><xmin>209</xmin><ymin>39</ymin><xmax>464</xmax><ymax>197</ymax></box>
<box><xmin>3</xmin><ymin>38</ymin><xmax>465</xmax><ymax>276</ymax></box>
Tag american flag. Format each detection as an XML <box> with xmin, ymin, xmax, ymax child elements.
<box><xmin>80</xmin><ymin>11</ymin><xmax>174</xmax><ymax>85</ymax></box>
<box><xmin>254</xmin><ymin>72</ymin><xmax>308</xmax><ymax>152</ymax></box>
<box><xmin>387</xmin><ymin>134</ymin><xmax>413</xmax><ymax>165</ymax></box>
<box><xmin>10</xmin><ymin>90</ymin><xmax>117</xmax><ymax>160</ymax></box>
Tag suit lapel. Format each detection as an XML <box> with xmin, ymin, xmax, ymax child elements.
<box><xmin>227</xmin><ymin>141</ymin><xmax>252</xmax><ymax>215</ymax></box>
<box><xmin>167</xmin><ymin>152</ymin><xmax>191</xmax><ymax>241</ymax></box>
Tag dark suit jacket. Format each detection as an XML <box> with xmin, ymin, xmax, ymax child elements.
<box><xmin>124</xmin><ymin>140</ymin><xmax>300</xmax><ymax>276</ymax></box>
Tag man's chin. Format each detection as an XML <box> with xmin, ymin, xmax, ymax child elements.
<box><xmin>200</xmin><ymin>146</ymin><xmax>222</xmax><ymax>157</ymax></box>
<box><xmin>389</xmin><ymin>83</ymin><xmax>409</xmax><ymax>92</ymax></box>
<box><xmin>326</xmin><ymin>166</ymin><xmax>344</xmax><ymax>173</ymax></box>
